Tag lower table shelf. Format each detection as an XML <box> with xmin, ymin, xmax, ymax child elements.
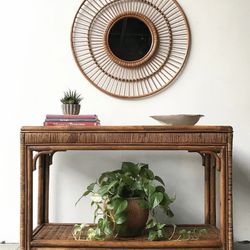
<box><xmin>32</xmin><ymin>223</ymin><xmax>222</xmax><ymax>249</ymax></box>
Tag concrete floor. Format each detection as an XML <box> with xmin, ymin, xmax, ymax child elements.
<box><xmin>235</xmin><ymin>241</ymin><xmax>250</xmax><ymax>250</ymax></box>
<box><xmin>0</xmin><ymin>244</ymin><xmax>19</xmax><ymax>250</ymax></box>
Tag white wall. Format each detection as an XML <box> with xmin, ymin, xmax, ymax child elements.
<box><xmin>0</xmin><ymin>0</ymin><xmax>250</xmax><ymax>242</ymax></box>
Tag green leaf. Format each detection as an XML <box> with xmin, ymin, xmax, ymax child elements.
<box><xmin>87</xmin><ymin>182</ymin><xmax>96</xmax><ymax>192</ymax></box>
<box><xmin>82</xmin><ymin>190</ymin><xmax>91</xmax><ymax>196</ymax></box>
<box><xmin>115</xmin><ymin>214</ymin><xmax>127</xmax><ymax>224</ymax></box>
<box><xmin>97</xmin><ymin>218</ymin><xmax>104</xmax><ymax>226</ymax></box>
<box><xmin>96</xmin><ymin>227</ymin><xmax>101</xmax><ymax>237</ymax></box>
<box><xmin>144</xmin><ymin>183</ymin><xmax>156</xmax><ymax>196</ymax></box>
<box><xmin>75</xmin><ymin>188</ymin><xmax>93</xmax><ymax>206</ymax></box>
<box><xmin>138</xmin><ymin>199</ymin><xmax>149</xmax><ymax>209</ymax></box>
<box><xmin>139</xmin><ymin>164</ymin><xmax>149</xmax><ymax>175</ymax></box>
<box><xmin>157</xmin><ymin>229</ymin><xmax>164</xmax><ymax>239</ymax></box>
<box><xmin>148</xmin><ymin>230</ymin><xmax>158</xmax><ymax>241</ymax></box>
<box><xmin>138</xmin><ymin>163</ymin><xmax>149</xmax><ymax>169</ymax></box>
<box><xmin>122</xmin><ymin>175</ymin><xmax>134</xmax><ymax>186</ymax></box>
<box><xmin>161</xmin><ymin>203</ymin><xmax>174</xmax><ymax>217</ymax></box>
<box><xmin>149</xmin><ymin>192</ymin><xmax>164</xmax><ymax>209</ymax></box>
<box><xmin>114</xmin><ymin>184</ymin><xmax>124</xmax><ymax>197</ymax></box>
<box><xmin>98</xmin><ymin>172</ymin><xmax>109</xmax><ymax>184</ymax></box>
<box><xmin>161</xmin><ymin>193</ymin><xmax>175</xmax><ymax>206</ymax></box>
<box><xmin>122</xmin><ymin>162</ymin><xmax>135</xmax><ymax>170</ymax></box>
<box><xmin>142</xmin><ymin>168</ymin><xmax>154</xmax><ymax>180</ymax></box>
<box><xmin>97</xmin><ymin>184</ymin><xmax>110</xmax><ymax>196</ymax></box>
<box><xmin>86</xmin><ymin>228</ymin><xmax>96</xmax><ymax>240</ymax></box>
<box><xmin>91</xmin><ymin>194</ymin><xmax>102</xmax><ymax>203</ymax></box>
<box><xmin>146</xmin><ymin>219</ymin><xmax>157</xmax><ymax>229</ymax></box>
<box><xmin>121</xmin><ymin>162</ymin><xmax>139</xmax><ymax>177</ymax></box>
<box><xmin>97</xmin><ymin>180</ymin><xmax>117</xmax><ymax>196</ymax></box>
<box><xmin>167</xmin><ymin>208</ymin><xmax>174</xmax><ymax>217</ymax></box>
<box><xmin>157</xmin><ymin>223</ymin><xmax>165</xmax><ymax>230</ymax></box>
<box><xmin>114</xmin><ymin>199</ymin><xmax>128</xmax><ymax>215</ymax></box>
<box><xmin>134</xmin><ymin>190</ymin><xmax>145</xmax><ymax>198</ymax></box>
<box><xmin>106</xmin><ymin>202</ymin><xmax>114</xmax><ymax>210</ymax></box>
<box><xmin>155</xmin><ymin>176</ymin><xmax>165</xmax><ymax>186</ymax></box>
<box><xmin>104</xmin><ymin>224</ymin><xmax>113</xmax><ymax>236</ymax></box>
<box><xmin>155</xmin><ymin>185</ymin><xmax>165</xmax><ymax>193</ymax></box>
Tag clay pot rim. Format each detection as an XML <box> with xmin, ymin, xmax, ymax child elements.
<box><xmin>125</xmin><ymin>197</ymin><xmax>144</xmax><ymax>200</ymax></box>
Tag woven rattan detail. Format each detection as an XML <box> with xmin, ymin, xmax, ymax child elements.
<box><xmin>34</xmin><ymin>224</ymin><xmax>74</xmax><ymax>240</ymax></box>
<box><xmin>71</xmin><ymin>0</ymin><xmax>190</xmax><ymax>98</ymax></box>
<box><xmin>33</xmin><ymin>223</ymin><xmax>220</xmax><ymax>242</ymax></box>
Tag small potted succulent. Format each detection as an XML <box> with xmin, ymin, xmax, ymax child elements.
<box><xmin>73</xmin><ymin>162</ymin><xmax>175</xmax><ymax>241</ymax></box>
<box><xmin>60</xmin><ymin>89</ymin><xmax>83</xmax><ymax>115</ymax></box>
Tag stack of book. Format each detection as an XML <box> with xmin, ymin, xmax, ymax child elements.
<box><xmin>43</xmin><ymin>114</ymin><xmax>100</xmax><ymax>126</ymax></box>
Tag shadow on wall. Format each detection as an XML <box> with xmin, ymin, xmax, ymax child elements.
<box><xmin>233</xmin><ymin>149</ymin><xmax>250</xmax><ymax>241</ymax></box>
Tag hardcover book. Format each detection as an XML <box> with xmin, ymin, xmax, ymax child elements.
<box><xmin>46</xmin><ymin>114</ymin><xmax>98</xmax><ymax>119</ymax></box>
<box><xmin>44</xmin><ymin>121</ymin><xmax>100</xmax><ymax>126</ymax></box>
<box><xmin>43</xmin><ymin>114</ymin><xmax>100</xmax><ymax>126</ymax></box>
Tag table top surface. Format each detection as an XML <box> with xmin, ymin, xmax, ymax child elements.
<box><xmin>21</xmin><ymin>125</ymin><xmax>233</xmax><ymax>133</ymax></box>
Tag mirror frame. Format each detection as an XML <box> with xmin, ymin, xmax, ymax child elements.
<box><xmin>71</xmin><ymin>0</ymin><xmax>190</xmax><ymax>99</ymax></box>
<box><xmin>104</xmin><ymin>12</ymin><xmax>158</xmax><ymax>68</ymax></box>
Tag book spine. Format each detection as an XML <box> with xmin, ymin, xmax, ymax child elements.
<box><xmin>46</xmin><ymin>114</ymin><xmax>98</xmax><ymax>119</ymax></box>
<box><xmin>44</xmin><ymin>121</ymin><xmax>100</xmax><ymax>126</ymax></box>
<box><xmin>45</xmin><ymin>118</ymin><xmax>99</xmax><ymax>122</ymax></box>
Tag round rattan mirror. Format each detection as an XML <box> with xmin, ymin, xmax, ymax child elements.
<box><xmin>105</xmin><ymin>13</ymin><xmax>158</xmax><ymax>67</ymax></box>
<box><xmin>71</xmin><ymin>0</ymin><xmax>190</xmax><ymax>98</ymax></box>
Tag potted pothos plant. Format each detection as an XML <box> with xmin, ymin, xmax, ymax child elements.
<box><xmin>73</xmin><ymin>162</ymin><xmax>175</xmax><ymax>241</ymax></box>
<box><xmin>60</xmin><ymin>89</ymin><xmax>83</xmax><ymax>115</ymax></box>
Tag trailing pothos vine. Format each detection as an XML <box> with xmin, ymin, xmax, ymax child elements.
<box><xmin>73</xmin><ymin>162</ymin><xmax>206</xmax><ymax>241</ymax></box>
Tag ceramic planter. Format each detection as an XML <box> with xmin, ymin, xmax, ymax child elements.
<box><xmin>62</xmin><ymin>104</ymin><xmax>81</xmax><ymax>115</ymax></box>
<box><xmin>120</xmin><ymin>197</ymin><xmax>149</xmax><ymax>237</ymax></box>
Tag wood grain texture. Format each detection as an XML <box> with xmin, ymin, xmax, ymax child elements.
<box><xmin>20</xmin><ymin>125</ymin><xmax>233</xmax><ymax>250</ymax></box>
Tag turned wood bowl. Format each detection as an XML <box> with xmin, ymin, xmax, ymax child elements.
<box><xmin>150</xmin><ymin>114</ymin><xmax>204</xmax><ymax>125</ymax></box>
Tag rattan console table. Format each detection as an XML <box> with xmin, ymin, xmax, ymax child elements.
<box><xmin>20</xmin><ymin>126</ymin><xmax>233</xmax><ymax>250</ymax></box>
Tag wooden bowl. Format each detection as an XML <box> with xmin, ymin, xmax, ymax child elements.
<box><xmin>150</xmin><ymin>114</ymin><xmax>204</xmax><ymax>125</ymax></box>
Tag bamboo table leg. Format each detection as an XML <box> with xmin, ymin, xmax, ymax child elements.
<box><xmin>20</xmin><ymin>134</ymin><xmax>26</xmax><ymax>250</ymax></box>
<box><xmin>204</xmin><ymin>154</ymin><xmax>211</xmax><ymax>224</ymax></box>
<box><xmin>205</xmin><ymin>154</ymin><xmax>216</xmax><ymax>226</ymax></box>
<box><xmin>218</xmin><ymin>142</ymin><xmax>233</xmax><ymax>250</ymax></box>
<box><xmin>227</xmin><ymin>135</ymin><xmax>233</xmax><ymax>250</ymax></box>
<box><xmin>220</xmin><ymin>146</ymin><xmax>233</xmax><ymax>250</ymax></box>
<box><xmin>20</xmin><ymin>146</ymin><xmax>33</xmax><ymax>250</ymax></box>
<box><xmin>27</xmin><ymin>148</ymin><xmax>33</xmax><ymax>250</ymax></box>
<box><xmin>22</xmin><ymin>150</ymin><xmax>52</xmax><ymax>250</ymax></box>
<box><xmin>203</xmin><ymin>153</ymin><xmax>216</xmax><ymax>226</ymax></box>
<box><xmin>38</xmin><ymin>155</ymin><xmax>50</xmax><ymax>225</ymax></box>
<box><xmin>209</xmin><ymin>157</ymin><xmax>216</xmax><ymax>226</ymax></box>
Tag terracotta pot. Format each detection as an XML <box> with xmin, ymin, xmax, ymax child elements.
<box><xmin>62</xmin><ymin>104</ymin><xmax>80</xmax><ymax>115</ymax></box>
<box><xmin>120</xmin><ymin>197</ymin><xmax>149</xmax><ymax>237</ymax></box>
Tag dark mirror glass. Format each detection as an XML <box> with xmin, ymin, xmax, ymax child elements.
<box><xmin>108</xmin><ymin>17</ymin><xmax>152</xmax><ymax>61</ymax></box>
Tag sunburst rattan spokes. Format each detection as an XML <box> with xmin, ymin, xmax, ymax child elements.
<box><xmin>71</xmin><ymin>0</ymin><xmax>190</xmax><ymax>98</ymax></box>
